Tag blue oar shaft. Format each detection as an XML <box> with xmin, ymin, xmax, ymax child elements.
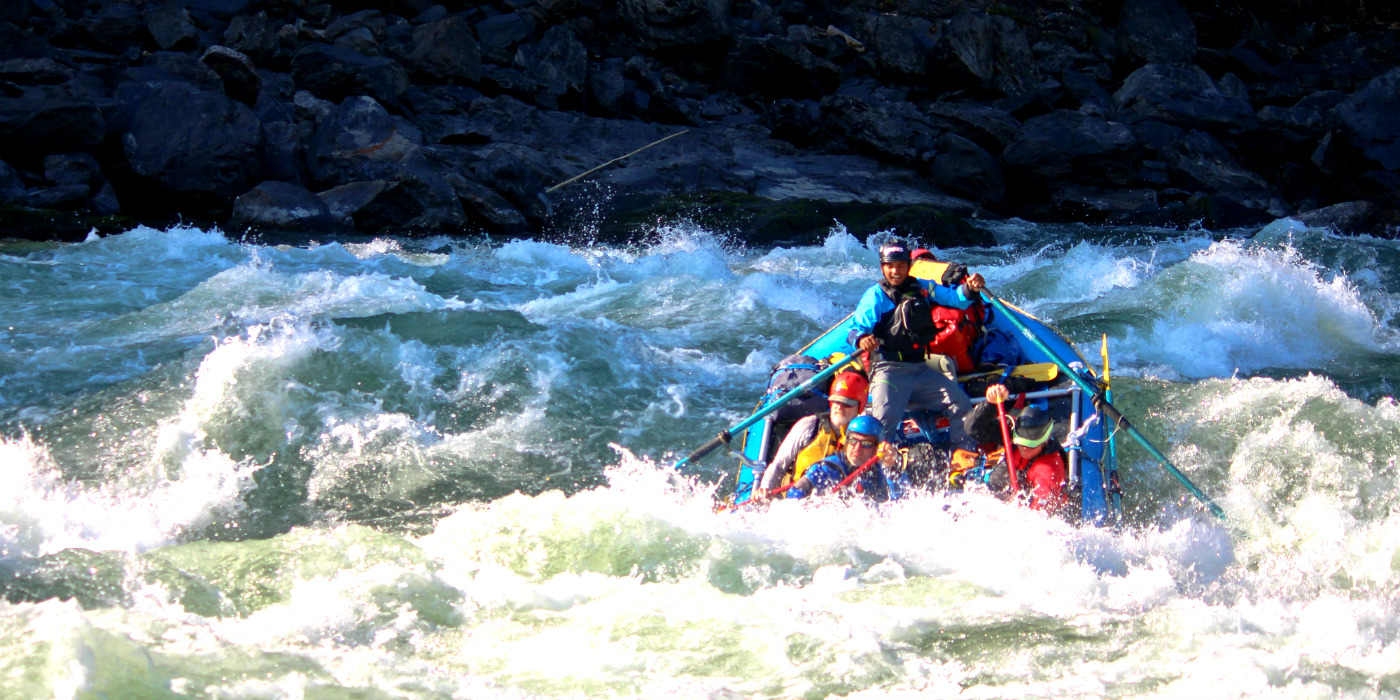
<box><xmin>982</xmin><ymin>292</ymin><xmax>1226</xmax><ymax>521</ymax></box>
<box><xmin>675</xmin><ymin>353</ymin><xmax>860</xmax><ymax>470</ymax></box>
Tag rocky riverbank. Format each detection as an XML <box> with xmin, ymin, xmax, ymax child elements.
<box><xmin>1</xmin><ymin>0</ymin><xmax>1398</xmax><ymax>244</ymax></box>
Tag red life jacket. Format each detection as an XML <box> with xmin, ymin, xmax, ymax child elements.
<box><xmin>1017</xmin><ymin>449</ymin><xmax>1067</xmax><ymax>514</ymax></box>
<box><xmin>925</xmin><ymin>301</ymin><xmax>984</xmax><ymax>373</ymax></box>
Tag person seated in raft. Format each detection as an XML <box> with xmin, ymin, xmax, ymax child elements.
<box><xmin>785</xmin><ymin>415</ymin><xmax>909</xmax><ymax>501</ymax></box>
<box><xmin>909</xmin><ymin>247</ymin><xmax>988</xmax><ymax>380</ymax></box>
<box><xmin>754</xmin><ymin>371</ymin><xmax>869</xmax><ymax>500</ymax></box>
<box><xmin>961</xmin><ymin>384</ymin><xmax>1068</xmax><ymax>514</ymax></box>
<box><xmin>849</xmin><ymin>239</ymin><xmax>985</xmax><ymax>455</ymax></box>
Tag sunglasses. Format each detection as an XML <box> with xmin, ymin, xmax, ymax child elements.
<box><xmin>849</xmin><ymin>438</ymin><xmax>879</xmax><ymax>449</ymax></box>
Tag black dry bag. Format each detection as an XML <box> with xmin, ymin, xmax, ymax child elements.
<box><xmin>762</xmin><ymin>354</ymin><xmax>831</xmax><ymax>423</ymax></box>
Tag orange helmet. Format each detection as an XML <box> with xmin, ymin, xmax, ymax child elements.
<box><xmin>829</xmin><ymin>372</ymin><xmax>869</xmax><ymax>411</ymax></box>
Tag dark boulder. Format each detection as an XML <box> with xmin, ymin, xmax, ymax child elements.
<box><xmin>1114</xmin><ymin>63</ymin><xmax>1257</xmax><ymax>133</ymax></box>
<box><xmin>317</xmin><ymin>180</ymin><xmax>386</xmax><ymax>226</ymax></box>
<box><xmin>854</xmin><ymin>14</ymin><xmax>936</xmax><ymax>82</ymax></box>
<box><xmin>0</xmin><ymin>158</ymin><xmax>24</xmax><ymax>202</ymax></box>
<box><xmin>1116</xmin><ymin>0</ymin><xmax>1196</xmax><ymax>66</ymax></box>
<box><xmin>260</xmin><ymin>118</ymin><xmax>310</xmax><ymax>186</ymax></box>
<box><xmin>925</xmin><ymin>101</ymin><xmax>1020</xmax><ymax>154</ymax></box>
<box><xmin>306</xmin><ymin>96</ymin><xmax>463</xmax><ymax>230</ymax></box>
<box><xmin>290</xmin><ymin>44</ymin><xmax>409</xmax><ymax>106</ymax></box>
<box><xmin>933</xmin><ymin>11</ymin><xmax>1041</xmax><ymax>98</ymax></box>
<box><xmin>0</xmin><ymin>97</ymin><xmax>105</xmax><ymax>165</ymax></box>
<box><xmin>182</xmin><ymin>0</ymin><xmax>255</xmax><ymax>20</ymax></box>
<box><xmin>476</xmin><ymin>12</ymin><xmax>536</xmax><ymax>65</ymax></box>
<box><xmin>449</xmin><ymin>175</ymin><xmax>528</xmax><ymax>231</ymax></box>
<box><xmin>143</xmin><ymin>1</ymin><xmax>200</xmax><ymax>52</ymax></box>
<box><xmin>230</xmin><ymin>180</ymin><xmax>335</xmax><ymax>231</ymax></box>
<box><xmin>1180</xmin><ymin>192</ymin><xmax>1275</xmax><ymax>229</ymax></box>
<box><xmin>222</xmin><ymin>12</ymin><xmax>290</xmax><ymax>68</ymax></box>
<box><xmin>345</xmin><ymin>175</ymin><xmax>465</xmax><ymax>232</ymax></box>
<box><xmin>43</xmin><ymin>152</ymin><xmax>101</xmax><ymax>187</ymax></box>
<box><xmin>200</xmin><ymin>46</ymin><xmax>260</xmax><ymax>106</ymax></box>
<box><xmin>617</xmin><ymin>0</ymin><xmax>731</xmax><ymax>49</ymax></box>
<box><xmin>27</xmin><ymin>184</ymin><xmax>88</xmax><ymax>210</ymax></box>
<box><xmin>1001</xmin><ymin>111</ymin><xmax>1141</xmax><ymax>187</ymax></box>
<box><xmin>926</xmin><ymin>132</ymin><xmax>1004</xmax><ymax>204</ymax></box>
<box><xmin>0</xmin><ymin>58</ymin><xmax>72</xmax><ymax>85</ymax></box>
<box><xmin>334</xmin><ymin>28</ymin><xmax>383</xmax><ymax>58</ymax></box>
<box><xmin>307</xmin><ymin>96</ymin><xmax>421</xmax><ymax>187</ymax></box>
<box><xmin>79</xmin><ymin>3</ymin><xmax>147</xmax><ymax>51</ymax></box>
<box><xmin>116</xmin><ymin>80</ymin><xmax>262</xmax><ymax>200</ymax></box>
<box><xmin>515</xmin><ymin>25</ymin><xmax>586</xmax><ymax>109</ymax></box>
<box><xmin>1292</xmin><ymin>200</ymin><xmax>1400</xmax><ymax>236</ymax></box>
<box><xmin>123</xmin><ymin>52</ymin><xmax>224</xmax><ymax>92</ymax></box>
<box><xmin>325</xmin><ymin>10</ymin><xmax>387</xmax><ymax>43</ymax></box>
<box><xmin>1335</xmin><ymin>67</ymin><xmax>1400</xmax><ymax>171</ymax></box>
<box><xmin>821</xmin><ymin>94</ymin><xmax>935</xmax><ymax>163</ymax></box>
<box><xmin>90</xmin><ymin>181</ymin><xmax>120</xmax><ymax>215</ymax></box>
<box><xmin>1051</xmin><ymin>183</ymin><xmax>1159</xmax><ymax>221</ymax></box>
<box><xmin>723</xmin><ymin>36</ymin><xmax>840</xmax><ymax>100</ymax></box>
<box><xmin>589</xmin><ymin>58</ymin><xmax>626</xmax><ymax>115</ymax></box>
<box><xmin>404</xmin><ymin>17</ymin><xmax>481</xmax><ymax>84</ymax></box>
<box><xmin>1162</xmin><ymin>130</ymin><xmax>1282</xmax><ymax>214</ymax></box>
<box><xmin>473</xmin><ymin>147</ymin><xmax>552</xmax><ymax>222</ymax></box>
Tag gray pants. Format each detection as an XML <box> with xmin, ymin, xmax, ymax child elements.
<box><xmin>868</xmin><ymin>359</ymin><xmax>975</xmax><ymax>450</ymax></box>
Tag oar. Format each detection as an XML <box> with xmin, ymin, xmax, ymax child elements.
<box><xmin>956</xmin><ymin>362</ymin><xmax>1058</xmax><ymax>383</ymax></box>
<box><xmin>981</xmin><ymin>291</ymin><xmax>1227</xmax><ymax>521</ymax></box>
<box><xmin>832</xmin><ymin>451</ymin><xmax>884</xmax><ymax>493</ymax></box>
<box><xmin>1101</xmin><ymin>334</ymin><xmax>1122</xmax><ymax>520</ymax></box>
<box><xmin>993</xmin><ymin>395</ymin><xmax>1020</xmax><ymax>493</ymax></box>
<box><xmin>674</xmin><ymin>352</ymin><xmax>864</xmax><ymax>470</ymax></box>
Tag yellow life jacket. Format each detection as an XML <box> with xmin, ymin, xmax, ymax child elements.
<box><xmin>785</xmin><ymin>416</ymin><xmax>844</xmax><ymax>486</ymax></box>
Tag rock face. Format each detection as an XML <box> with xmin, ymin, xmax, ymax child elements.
<box><xmin>0</xmin><ymin>0</ymin><xmax>1398</xmax><ymax>242</ymax></box>
<box><xmin>117</xmin><ymin>81</ymin><xmax>263</xmax><ymax>204</ymax></box>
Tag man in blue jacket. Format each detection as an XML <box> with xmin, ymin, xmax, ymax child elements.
<box><xmin>786</xmin><ymin>415</ymin><xmax>909</xmax><ymax>501</ymax></box>
<box><xmin>849</xmin><ymin>239</ymin><xmax>985</xmax><ymax>453</ymax></box>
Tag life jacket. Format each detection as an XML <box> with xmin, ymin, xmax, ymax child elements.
<box><xmin>947</xmin><ymin>446</ymin><xmax>1005</xmax><ymax>490</ymax></box>
<box><xmin>926</xmin><ymin>300</ymin><xmax>985</xmax><ymax>373</ymax></box>
<box><xmin>787</xmin><ymin>415</ymin><xmax>843</xmax><ymax>486</ymax></box>
<box><xmin>1015</xmin><ymin>447</ymin><xmax>1068</xmax><ymax>514</ymax></box>
<box><xmin>907</xmin><ymin>259</ymin><xmax>983</xmax><ymax>371</ymax></box>
<box><xmin>948</xmin><ymin>443</ymin><xmax>1066</xmax><ymax>513</ymax></box>
<box><xmin>874</xmin><ymin>278</ymin><xmax>938</xmax><ymax>361</ymax></box>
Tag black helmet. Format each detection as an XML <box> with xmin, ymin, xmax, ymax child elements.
<box><xmin>1012</xmin><ymin>405</ymin><xmax>1053</xmax><ymax>448</ymax></box>
<box><xmin>879</xmin><ymin>240</ymin><xmax>911</xmax><ymax>263</ymax></box>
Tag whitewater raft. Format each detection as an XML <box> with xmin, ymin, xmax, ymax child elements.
<box><xmin>728</xmin><ymin>259</ymin><xmax>1121</xmax><ymax>525</ymax></box>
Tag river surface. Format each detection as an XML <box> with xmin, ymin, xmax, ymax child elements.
<box><xmin>2</xmin><ymin>218</ymin><xmax>1399</xmax><ymax>699</ymax></box>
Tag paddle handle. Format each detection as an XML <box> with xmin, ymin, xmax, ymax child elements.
<box><xmin>995</xmin><ymin>399</ymin><xmax>1019</xmax><ymax>492</ymax></box>
<box><xmin>679</xmin><ymin>432</ymin><xmax>730</xmax><ymax>469</ymax></box>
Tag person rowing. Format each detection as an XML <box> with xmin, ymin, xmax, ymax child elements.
<box><xmin>785</xmin><ymin>415</ymin><xmax>909</xmax><ymax>501</ymax></box>
<box><xmin>963</xmin><ymin>384</ymin><xmax>1069</xmax><ymax>514</ymax></box>
<box><xmin>849</xmin><ymin>239</ymin><xmax>985</xmax><ymax>454</ymax></box>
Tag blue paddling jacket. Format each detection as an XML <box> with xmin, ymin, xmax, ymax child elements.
<box><xmin>786</xmin><ymin>452</ymin><xmax>910</xmax><ymax>502</ymax></box>
<box><xmin>847</xmin><ymin>277</ymin><xmax>975</xmax><ymax>362</ymax></box>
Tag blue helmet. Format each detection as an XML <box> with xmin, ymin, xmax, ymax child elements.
<box><xmin>846</xmin><ymin>415</ymin><xmax>882</xmax><ymax>439</ymax></box>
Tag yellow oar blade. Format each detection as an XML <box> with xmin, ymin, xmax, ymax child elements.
<box><xmin>956</xmin><ymin>362</ymin><xmax>1058</xmax><ymax>383</ymax></box>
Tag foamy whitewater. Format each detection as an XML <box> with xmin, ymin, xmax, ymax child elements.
<box><xmin>2</xmin><ymin>218</ymin><xmax>1400</xmax><ymax>699</ymax></box>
